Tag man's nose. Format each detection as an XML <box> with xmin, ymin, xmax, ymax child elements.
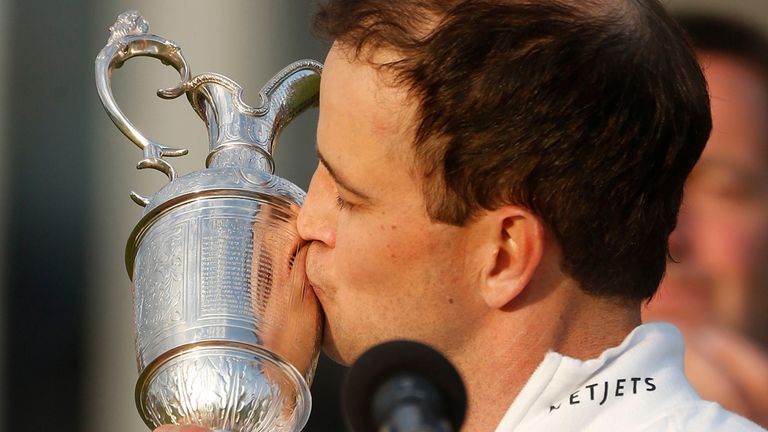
<box><xmin>297</xmin><ymin>167</ymin><xmax>337</xmax><ymax>247</ymax></box>
<box><xmin>668</xmin><ymin>202</ymin><xmax>692</xmax><ymax>263</ymax></box>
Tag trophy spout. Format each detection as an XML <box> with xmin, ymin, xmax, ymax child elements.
<box><xmin>164</xmin><ymin>61</ymin><xmax>322</xmax><ymax>173</ymax></box>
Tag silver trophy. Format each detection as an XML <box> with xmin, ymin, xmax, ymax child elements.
<box><xmin>95</xmin><ymin>11</ymin><xmax>323</xmax><ymax>432</ymax></box>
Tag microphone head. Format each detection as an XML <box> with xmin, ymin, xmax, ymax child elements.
<box><xmin>342</xmin><ymin>340</ymin><xmax>467</xmax><ymax>431</ymax></box>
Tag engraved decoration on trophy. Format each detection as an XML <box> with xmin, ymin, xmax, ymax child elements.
<box><xmin>95</xmin><ymin>11</ymin><xmax>323</xmax><ymax>432</ymax></box>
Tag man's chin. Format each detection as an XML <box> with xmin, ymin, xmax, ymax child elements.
<box><xmin>643</xmin><ymin>294</ymin><xmax>711</xmax><ymax>330</ymax></box>
<box><xmin>646</xmin><ymin>276</ymin><xmax>713</xmax><ymax>325</ymax></box>
<box><xmin>322</xmin><ymin>342</ymin><xmax>357</xmax><ymax>367</ymax></box>
<box><xmin>320</xmin><ymin>320</ymin><xmax>353</xmax><ymax>366</ymax></box>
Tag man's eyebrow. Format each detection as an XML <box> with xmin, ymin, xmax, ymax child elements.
<box><xmin>316</xmin><ymin>147</ymin><xmax>373</xmax><ymax>201</ymax></box>
<box><xmin>694</xmin><ymin>157</ymin><xmax>766</xmax><ymax>185</ymax></box>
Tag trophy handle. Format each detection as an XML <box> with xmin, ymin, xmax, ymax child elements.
<box><xmin>95</xmin><ymin>10</ymin><xmax>191</xmax><ymax>207</ymax></box>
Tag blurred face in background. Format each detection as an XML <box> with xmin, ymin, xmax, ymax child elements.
<box><xmin>644</xmin><ymin>52</ymin><xmax>768</xmax><ymax>346</ymax></box>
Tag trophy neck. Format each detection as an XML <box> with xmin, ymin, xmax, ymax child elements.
<box><xmin>182</xmin><ymin>61</ymin><xmax>322</xmax><ymax>174</ymax></box>
<box><xmin>190</xmin><ymin>77</ymin><xmax>277</xmax><ymax>173</ymax></box>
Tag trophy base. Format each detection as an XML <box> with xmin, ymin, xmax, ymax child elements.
<box><xmin>136</xmin><ymin>341</ymin><xmax>311</xmax><ymax>432</ymax></box>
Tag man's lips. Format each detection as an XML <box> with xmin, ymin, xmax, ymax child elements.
<box><xmin>648</xmin><ymin>266</ymin><xmax>714</xmax><ymax>322</ymax></box>
<box><xmin>303</xmin><ymin>243</ymin><xmax>326</xmax><ymax>295</ymax></box>
<box><xmin>304</xmin><ymin>265</ymin><xmax>326</xmax><ymax>298</ymax></box>
<box><xmin>307</xmin><ymin>277</ymin><xmax>324</xmax><ymax>295</ymax></box>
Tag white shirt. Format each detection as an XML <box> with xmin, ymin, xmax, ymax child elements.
<box><xmin>496</xmin><ymin>323</ymin><xmax>765</xmax><ymax>431</ymax></box>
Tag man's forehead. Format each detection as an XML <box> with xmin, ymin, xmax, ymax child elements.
<box><xmin>329</xmin><ymin>40</ymin><xmax>405</xmax><ymax>68</ymax></box>
<box><xmin>700</xmin><ymin>53</ymin><xmax>768</xmax><ymax>165</ymax></box>
<box><xmin>322</xmin><ymin>43</ymin><xmax>419</xmax><ymax>149</ymax></box>
<box><xmin>703</xmin><ymin>54</ymin><xmax>768</xmax><ymax>106</ymax></box>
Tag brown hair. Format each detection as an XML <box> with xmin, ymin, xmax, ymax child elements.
<box><xmin>314</xmin><ymin>0</ymin><xmax>711</xmax><ymax>299</ymax></box>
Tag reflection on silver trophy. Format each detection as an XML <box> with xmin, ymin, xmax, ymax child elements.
<box><xmin>95</xmin><ymin>11</ymin><xmax>323</xmax><ymax>432</ymax></box>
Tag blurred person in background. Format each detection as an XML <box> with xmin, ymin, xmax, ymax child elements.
<box><xmin>643</xmin><ymin>14</ymin><xmax>768</xmax><ymax>428</ymax></box>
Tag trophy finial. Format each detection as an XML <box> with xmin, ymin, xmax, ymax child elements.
<box><xmin>107</xmin><ymin>10</ymin><xmax>149</xmax><ymax>45</ymax></box>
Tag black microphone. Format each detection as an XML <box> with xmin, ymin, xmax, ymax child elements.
<box><xmin>342</xmin><ymin>340</ymin><xmax>467</xmax><ymax>432</ymax></box>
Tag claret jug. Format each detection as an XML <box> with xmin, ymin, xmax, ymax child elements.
<box><xmin>95</xmin><ymin>11</ymin><xmax>322</xmax><ymax>432</ymax></box>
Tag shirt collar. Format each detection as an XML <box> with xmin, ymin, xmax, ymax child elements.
<box><xmin>495</xmin><ymin>323</ymin><xmax>696</xmax><ymax>431</ymax></box>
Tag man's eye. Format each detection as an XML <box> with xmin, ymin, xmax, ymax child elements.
<box><xmin>335</xmin><ymin>194</ymin><xmax>355</xmax><ymax>210</ymax></box>
<box><xmin>690</xmin><ymin>177</ymin><xmax>756</xmax><ymax>204</ymax></box>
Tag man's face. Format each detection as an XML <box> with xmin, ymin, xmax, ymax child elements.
<box><xmin>645</xmin><ymin>53</ymin><xmax>768</xmax><ymax>344</ymax></box>
<box><xmin>297</xmin><ymin>45</ymin><xmax>488</xmax><ymax>365</ymax></box>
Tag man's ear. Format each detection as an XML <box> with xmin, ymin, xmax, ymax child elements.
<box><xmin>478</xmin><ymin>206</ymin><xmax>545</xmax><ymax>309</ymax></box>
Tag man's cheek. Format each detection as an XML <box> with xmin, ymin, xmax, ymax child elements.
<box><xmin>698</xmin><ymin>217</ymin><xmax>751</xmax><ymax>274</ymax></box>
<box><xmin>336</xmin><ymin>249</ymin><xmax>379</xmax><ymax>288</ymax></box>
<box><xmin>744</xmin><ymin>218</ymin><xmax>768</xmax><ymax>269</ymax></box>
<box><xmin>725</xmin><ymin>226</ymin><xmax>766</xmax><ymax>277</ymax></box>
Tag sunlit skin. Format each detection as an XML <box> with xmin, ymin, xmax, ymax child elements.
<box><xmin>643</xmin><ymin>53</ymin><xmax>768</xmax><ymax>425</ymax></box>
<box><xmin>299</xmin><ymin>45</ymin><xmax>491</xmax><ymax>366</ymax></box>
<box><xmin>158</xmin><ymin>42</ymin><xmax>643</xmax><ymax>432</ymax></box>
<box><xmin>294</xmin><ymin>43</ymin><xmax>641</xmax><ymax>432</ymax></box>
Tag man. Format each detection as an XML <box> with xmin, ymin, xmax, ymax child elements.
<box><xmin>643</xmin><ymin>14</ymin><xmax>768</xmax><ymax>427</ymax></box>
<box><xmin>160</xmin><ymin>0</ymin><xmax>762</xmax><ymax>430</ymax></box>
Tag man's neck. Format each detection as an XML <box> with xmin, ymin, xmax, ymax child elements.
<box><xmin>451</xmin><ymin>281</ymin><xmax>641</xmax><ymax>432</ymax></box>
